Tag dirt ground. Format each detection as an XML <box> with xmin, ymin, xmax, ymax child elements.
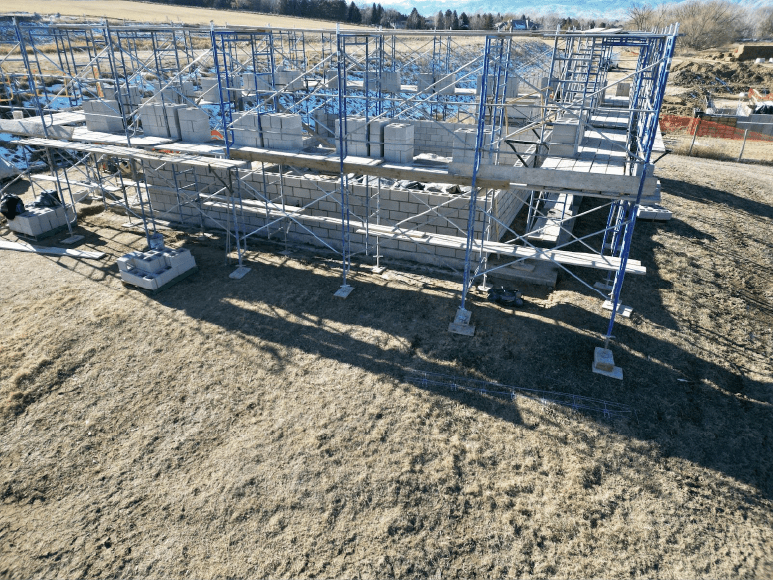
<box><xmin>663</xmin><ymin>50</ymin><xmax>773</xmax><ymax>116</ymax></box>
<box><xmin>0</xmin><ymin>152</ymin><xmax>771</xmax><ymax>578</ymax></box>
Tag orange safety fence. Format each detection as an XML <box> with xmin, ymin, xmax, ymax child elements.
<box><xmin>660</xmin><ymin>114</ymin><xmax>773</xmax><ymax>143</ymax></box>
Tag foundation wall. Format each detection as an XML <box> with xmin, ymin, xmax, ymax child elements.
<box><xmin>144</xmin><ymin>163</ymin><xmax>527</xmax><ymax>268</ymax></box>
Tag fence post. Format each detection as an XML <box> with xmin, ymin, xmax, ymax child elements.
<box><xmin>737</xmin><ymin>129</ymin><xmax>748</xmax><ymax>162</ymax></box>
<box><xmin>688</xmin><ymin>117</ymin><xmax>701</xmax><ymax>156</ymax></box>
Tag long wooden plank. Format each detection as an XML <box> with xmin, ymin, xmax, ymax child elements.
<box><xmin>359</xmin><ymin>225</ymin><xmax>645</xmax><ymax>275</ymax></box>
<box><xmin>228</xmin><ymin>145</ymin><xmax>658</xmax><ymax>199</ymax></box>
<box><xmin>0</xmin><ymin>239</ymin><xmax>105</xmax><ymax>259</ymax></box>
<box><xmin>20</xmin><ymin>138</ymin><xmax>247</xmax><ymax>170</ymax></box>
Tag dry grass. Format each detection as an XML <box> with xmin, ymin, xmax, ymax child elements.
<box><xmin>3</xmin><ymin>0</ymin><xmax>368</xmax><ymax>29</ymax></box>
<box><xmin>664</xmin><ymin>133</ymin><xmax>773</xmax><ymax>164</ymax></box>
<box><xmin>0</xmin><ymin>154</ymin><xmax>772</xmax><ymax>578</ymax></box>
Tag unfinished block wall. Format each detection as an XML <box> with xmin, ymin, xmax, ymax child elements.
<box><xmin>143</xmin><ymin>163</ymin><xmax>527</xmax><ymax>268</ymax></box>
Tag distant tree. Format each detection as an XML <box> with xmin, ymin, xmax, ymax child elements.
<box><xmin>406</xmin><ymin>7</ymin><xmax>423</xmax><ymax>29</ymax></box>
<box><xmin>347</xmin><ymin>1</ymin><xmax>361</xmax><ymax>22</ymax></box>
<box><xmin>276</xmin><ymin>0</ymin><xmax>291</xmax><ymax>15</ymax></box>
<box><xmin>434</xmin><ymin>11</ymin><xmax>445</xmax><ymax>29</ymax></box>
<box><xmin>451</xmin><ymin>10</ymin><xmax>459</xmax><ymax>30</ymax></box>
<box><xmin>444</xmin><ymin>9</ymin><xmax>452</xmax><ymax>29</ymax></box>
<box><xmin>459</xmin><ymin>12</ymin><xmax>470</xmax><ymax>29</ymax></box>
<box><xmin>482</xmin><ymin>13</ymin><xmax>494</xmax><ymax>30</ymax></box>
<box><xmin>627</xmin><ymin>2</ymin><xmax>655</xmax><ymax>30</ymax></box>
<box><xmin>672</xmin><ymin>0</ymin><xmax>746</xmax><ymax>50</ymax></box>
<box><xmin>760</xmin><ymin>8</ymin><xmax>773</xmax><ymax>38</ymax></box>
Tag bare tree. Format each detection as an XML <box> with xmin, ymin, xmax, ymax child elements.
<box><xmin>673</xmin><ymin>0</ymin><xmax>746</xmax><ymax>50</ymax></box>
<box><xmin>627</xmin><ymin>2</ymin><xmax>655</xmax><ymax>30</ymax></box>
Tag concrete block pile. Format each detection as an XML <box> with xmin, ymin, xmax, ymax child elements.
<box><xmin>417</xmin><ymin>73</ymin><xmax>435</xmax><ymax>93</ymax></box>
<box><xmin>82</xmin><ymin>99</ymin><xmax>124</xmax><ymax>133</ymax></box>
<box><xmin>261</xmin><ymin>113</ymin><xmax>303</xmax><ymax>150</ymax></box>
<box><xmin>549</xmin><ymin>120</ymin><xmax>579</xmax><ymax>157</ymax></box>
<box><xmin>6</xmin><ymin>205</ymin><xmax>72</xmax><ymax>238</ymax></box>
<box><xmin>384</xmin><ymin>123</ymin><xmax>414</xmax><ymax>164</ymax></box>
<box><xmin>139</xmin><ymin>102</ymin><xmax>185</xmax><ymax>140</ymax></box>
<box><xmin>382</xmin><ymin>71</ymin><xmax>401</xmax><ymax>93</ymax></box>
<box><xmin>101</xmin><ymin>85</ymin><xmax>143</xmax><ymax>108</ymax></box>
<box><xmin>335</xmin><ymin>116</ymin><xmax>369</xmax><ymax>156</ymax></box>
<box><xmin>231</xmin><ymin>112</ymin><xmax>262</xmax><ymax>147</ymax></box>
<box><xmin>199</xmin><ymin>77</ymin><xmax>223</xmax><ymax>102</ymax></box>
<box><xmin>367</xmin><ymin>118</ymin><xmax>393</xmax><ymax>158</ymax></box>
<box><xmin>452</xmin><ymin>127</ymin><xmax>495</xmax><ymax>164</ymax></box>
<box><xmin>242</xmin><ymin>73</ymin><xmax>272</xmax><ymax>93</ymax></box>
<box><xmin>274</xmin><ymin>70</ymin><xmax>304</xmax><ymax>91</ymax></box>
<box><xmin>118</xmin><ymin>247</ymin><xmax>197</xmax><ymax>291</ymax></box>
<box><xmin>150</xmin><ymin>81</ymin><xmax>180</xmax><ymax>104</ymax></box>
<box><xmin>177</xmin><ymin>107</ymin><xmax>211</xmax><ymax>142</ymax></box>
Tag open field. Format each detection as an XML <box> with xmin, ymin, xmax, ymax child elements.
<box><xmin>0</xmin><ymin>153</ymin><xmax>771</xmax><ymax>578</ymax></box>
<box><xmin>2</xmin><ymin>0</ymin><xmax>368</xmax><ymax>29</ymax></box>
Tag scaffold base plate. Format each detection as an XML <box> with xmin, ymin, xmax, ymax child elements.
<box><xmin>592</xmin><ymin>347</ymin><xmax>623</xmax><ymax>380</ymax></box>
<box><xmin>371</xmin><ymin>266</ymin><xmax>386</xmax><ymax>274</ymax></box>
<box><xmin>334</xmin><ymin>284</ymin><xmax>353</xmax><ymax>298</ymax></box>
<box><xmin>594</xmin><ymin>281</ymin><xmax>614</xmax><ymax>292</ymax></box>
<box><xmin>602</xmin><ymin>300</ymin><xmax>632</xmax><ymax>318</ymax></box>
<box><xmin>449</xmin><ymin>308</ymin><xmax>475</xmax><ymax>336</ymax></box>
<box><xmin>61</xmin><ymin>235</ymin><xmax>84</xmax><ymax>245</ymax></box>
<box><xmin>230</xmin><ymin>266</ymin><xmax>251</xmax><ymax>279</ymax></box>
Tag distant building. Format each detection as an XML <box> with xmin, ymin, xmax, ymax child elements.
<box><xmin>498</xmin><ymin>18</ymin><xmax>539</xmax><ymax>31</ymax></box>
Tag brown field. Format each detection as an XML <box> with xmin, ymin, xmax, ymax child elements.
<box><xmin>0</xmin><ymin>153</ymin><xmax>771</xmax><ymax>578</ymax></box>
<box><xmin>2</xmin><ymin>0</ymin><xmax>367</xmax><ymax>29</ymax></box>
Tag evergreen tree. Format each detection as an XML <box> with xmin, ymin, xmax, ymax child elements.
<box><xmin>406</xmin><ymin>7</ymin><xmax>423</xmax><ymax>29</ymax></box>
<box><xmin>434</xmin><ymin>11</ymin><xmax>445</xmax><ymax>29</ymax></box>
<box><xmin>452</xmin><ymin>10</ymin><xmax>459</xmax><ymax>29</ymax></box>
<box><xmin>459</xmin><ymin>12</ymin><xmax>470</xmax><ymax>29</ymax></box>
<box><xmin>347</xmin><ymin>1</ymin><xmax>361</xmax><ymax>23</ymax></box>
<box><xmin>482</xmin><ymin>13</ymin><xmax>495</xmax><ymax>30</ymax></box>
<box><xmin>370</xmin><ymin>2</ymin><xmax>379</xmax><ymax>24</ymax></box>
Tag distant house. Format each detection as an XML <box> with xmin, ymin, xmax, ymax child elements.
<box><xmin>501</xmin><ymin>18</ymin><xmax>539</xmax><ymax>31</ymax></box>
<box><xmin>391</xmin><ymin>19</ymin><xmax>407</xmax><ymax>29</ymax></box>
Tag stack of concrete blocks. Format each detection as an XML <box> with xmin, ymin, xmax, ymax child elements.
<box><xmin>177</xmin><ymin>107</ymin><xmax>211</xmax><ymax>142</ymax></box>
<box><xmin>451</xmin><ymin>127</ymin><xmax>495</xmax><ymax>165</ymax></box>
<box><xmin>274</xmin><ymin>70</ymin><xmax>304</xmax><ymax>91</ymax></box>
<box><xmin>382</xmin><ymin>71</ymin><xmax>401</xmax><ymax>93</ymax></box>
<box><xmin>367</xmin><ymin>118</ymin><xmax>394</xmax><ymax>159</ymax></box>
<box><xmin>181</xmin><ymin>81</ymin><xmax>197</xmax><ymax>100</ymax></box>
<box><xmin>417</xmin><ymin>73</ymin><xmax>435</xmax><ymax>93</ymax></box>
<box><xmin>139</xmin><ymin>102</ymin><xmax>184</xmax><ymax>140</ymax></box>
<box><xmin>118</xmin><ymin>247</ymin><xmax>197</xmax><ymax>291</ymax></box>
<box><xmin>549</xmin><ymin>119</ymin><xmax>579</xmax><ymax>158</ymax></box>
<box><xmin>231</xmin><ymin>111</ymin><xmax>262</xmax><ymax>148</ymax></box>
<box><xmin>435</xmin><ymin>74</ymin><xmax>456</xmax><ymax>96</ymax></box>
<box><xmin>335</xmin><ymin>116</ymin><xmax>369</xmax><ymax>157</ymax></box>
<box><xmin>6</xmin><ymin>205</ymin><xmax>73</xmax><ymax>238</ymax></box>
<box><xmin>476</xmin><ymin>74</ymin><xmax>495</xmax><ymax>96</ymax></box>
<box><xmin>312</xmin><ymin>109</ymin><xmax>336</xmax><ymax>139</ymax></box>
<box><xmin>82</xmin><ymin>99</ymin><xmax>124</xmax><ymax>133</ymax></box>
<box><xmin>383</xmin><ymin>123</ymin><xmax>414</xmax><ymax>164</ymax></box>
<box><xmin>616</xmin><ymin>82</ymin><xmax>631</xmax><ymax>98</ymax></box>
<box><xmin>150</xmin><ymin>81</ymin><xmax>181</xmax><ymax>104</ymax></box>
<box><xmin>323</xmin><ymin>69</ymin><xmax>340</xmax><ymax>90</ymax></box>
<box><xmin>506</xmin><ymin>97</ymin><xmax>540</xmax><ymax>121</ymax></box>
<box><xmin>242</xmin><ymin>73</ymin><xmax>273</xmax><ymax>94</ymax></box>
<box><xmin>101</xmin><ymin>85</ymin><xmax>143</xmax><ymax>108</ymax></box>
<box><xmin>261</xmin><ymin>113</ymin><xmax>303</xmax><ymax>151</ymax></box>
<box><xmin>199</xmin><ymin>77</ymin><xmax>238</xmax><ymax>103</ymax></box>
<box><xmin>360</xmin><ymin>71</ymin><xmax>380</xmax><ymax>92</ymax></box>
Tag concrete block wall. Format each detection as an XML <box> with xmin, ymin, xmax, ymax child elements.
<box><xmin>177</xmin><ymin>107</ymin><xmax>211</xmax><ymax>142</ymax></box>
<box><xmin>242</xmin><ymin>73</ymin><xmax>273</xmax><ymax>93</ymax></box>
<box><xmin>82</xmin><ymin>99</ymin><xmax>124</xmax><ymax>133</ymax></box>
<box><xmin>101</xmin><ymin>85</ymin><xmax>143</xmax><ymax>108</ymax></box>
<box><xmin>144</xmin><ymin>163</ymin><xmax>526</xmax><ymax>268</ymax></box>
<box><xmin>368</xmin><ymin>118</ymin><xmax>393</xmax><ymax>158</ymax></box>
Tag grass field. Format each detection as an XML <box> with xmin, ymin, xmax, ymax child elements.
<box><xmin>0</xmin><ymin>154</ymin><xmax>771</xmax><ymax>578</ymax></box>
<box><xmin>2</xmin><ymin>0</ymin><xmax>367</xmax><ymax>29</ymax></box>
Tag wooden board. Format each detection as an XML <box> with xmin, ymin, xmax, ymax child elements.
<box><xmin>0</xmin><ymin>239</ymin><xmax>105</xmax><ymax>259</ymax></box>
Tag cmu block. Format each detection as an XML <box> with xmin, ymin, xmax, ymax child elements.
<box><xmin>82</xmin><ymin>99</ymin><xmax>124</xmax><ymax>133</ymax></box>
